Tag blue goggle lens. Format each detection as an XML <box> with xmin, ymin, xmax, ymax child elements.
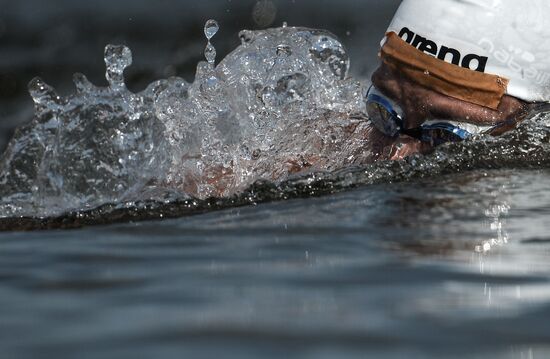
<box><xmin>365</xmin><ymin>89</ymin><xmax>403</xmax><ymax>138</ymax></box>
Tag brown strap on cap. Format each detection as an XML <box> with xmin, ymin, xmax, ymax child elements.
<box><xmin>380</xmin><ymin>32</ymin><xmax>509</xmax><ymax>110</ymax></box>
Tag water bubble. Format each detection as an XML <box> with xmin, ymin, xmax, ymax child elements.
<box><xmin>104</xmin><ymin>44</ymin><xmax>132</xmax><ymax>89</ymax></box>
<box><xmin>282</xmin><ymin>22</ymin><xmax>288</xmax><ymax>28</ymax></box>
<box><xmin>204</xmin><ymin>19</ymin><xmax>219</xmax><ymax>40</ymax></box>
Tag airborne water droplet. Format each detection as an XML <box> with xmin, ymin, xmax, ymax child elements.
<box><xmin>204</xmin><ymin>19</ymin><xmax>219</xmax><ymax>40</ymax></box>
<box><xmin>203</xmin><ymin>20</ymin><xmax>220</xmax><ymax>67</ymax></box>
<box><xmin>205</xmin><ymin>43</ymin><xmax>217</xmax><ymax>65</ymax></box>
<box><xmin>104</xmin><ymin>44</ymin><xmax>132</xmax><ymax>89</ymax></box>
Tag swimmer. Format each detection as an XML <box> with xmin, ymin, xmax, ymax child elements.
<box><xmin>367</xmin><ymin>0</ymin><xmax>550</xmax><ymax>159</ymax></box>
<box><xmin>153</xmin><ymin>3</ymin><xmax>550</xmax><ymax>196</ymax></box>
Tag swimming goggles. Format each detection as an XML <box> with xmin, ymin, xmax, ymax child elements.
<box><xmin>365</xmin><ymin>86</ymin><xmax>495</xmax><ymax>145</ymax></box>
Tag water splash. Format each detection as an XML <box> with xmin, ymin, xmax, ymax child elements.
<box><xmin>0</xmin><ymin>21</ymin><xmax>549</xmax><ymax>225</ymax></box>
<box><xmin>0</xmin><ymin>23</ymin><xmax>367</xmax><ymax>219</ymax></box>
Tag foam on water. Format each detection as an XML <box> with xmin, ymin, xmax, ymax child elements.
<box><xmin>0</xmin><ymin>21</ymin><xmax>549</xmax><ymax>226</ymax></box>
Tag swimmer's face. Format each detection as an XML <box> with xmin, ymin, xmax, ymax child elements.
<box><xmin>371</xmin><ymin>62</ymin><xmax>528</xmax><ymax>131</ymax></box>
<box><xmin>369</xmin><ymin>61</ymin><xmax>529</xmax><ymax>159</ymax></box>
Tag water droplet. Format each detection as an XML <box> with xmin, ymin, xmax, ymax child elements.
<box><xmin>204</xmin><ymin>19</ymin><xmax>219</xmax><ymax>40</ymax></box>
<box><xmin>282</xmin><ymin>21</ymin><xmax>288</xmax><ymax>28</ymax></box>
<box><xmin>205</xmin><ymin>42</ymin><xmax>217</xmax><ymax>65</ymax></box>
<box><xmin>104</xmin><ymin>44</ymin><xmax>132</xmax><ymax>89</ymax></box>
<box><xmin>276</xmin><ymin>44</ymin><xmax>292</xmax><ymax>57</ymax></box>
<box><xmin>203</xmin><ymin>20</ymin><xmax>220</xmax><ymax>67</ymax></box>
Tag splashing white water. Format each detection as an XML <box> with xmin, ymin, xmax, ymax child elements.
<box><xmin>0</xmin><ymin>21</ymin><xmax>375</xmax><ymax>218</ymax></box>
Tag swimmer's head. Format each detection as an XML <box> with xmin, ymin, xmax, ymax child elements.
<box><xmin>383</xmin><ymin>0</ymin><xmax>550</xmax><ymax>105</ymax></box>
<box><xmin>369</xmin><ymin>0</ymin><xmax>550</xmax><ymax>144</ymax></box>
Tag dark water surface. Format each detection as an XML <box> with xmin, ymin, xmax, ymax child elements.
<box><xmin>1</xmin><ymin>169</ymin><xmax>550</xmax><ymax>358</ymax></box>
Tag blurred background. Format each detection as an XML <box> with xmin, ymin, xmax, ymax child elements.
<box><xmin>0</xmin><ymin>0</ymin><xmax>401</xmax><ymax>152</ymax></box>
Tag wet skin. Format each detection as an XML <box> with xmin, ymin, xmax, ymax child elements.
<box><xmin>371</xmin><ymin>62</ymin><xmax>530</xmax><ymax>159</ymax></box>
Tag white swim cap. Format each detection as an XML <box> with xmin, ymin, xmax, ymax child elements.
<box><xmin>385</xmin><ymin>0</ymin><xmax>550</xmax><ymax>103</ymax></box>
